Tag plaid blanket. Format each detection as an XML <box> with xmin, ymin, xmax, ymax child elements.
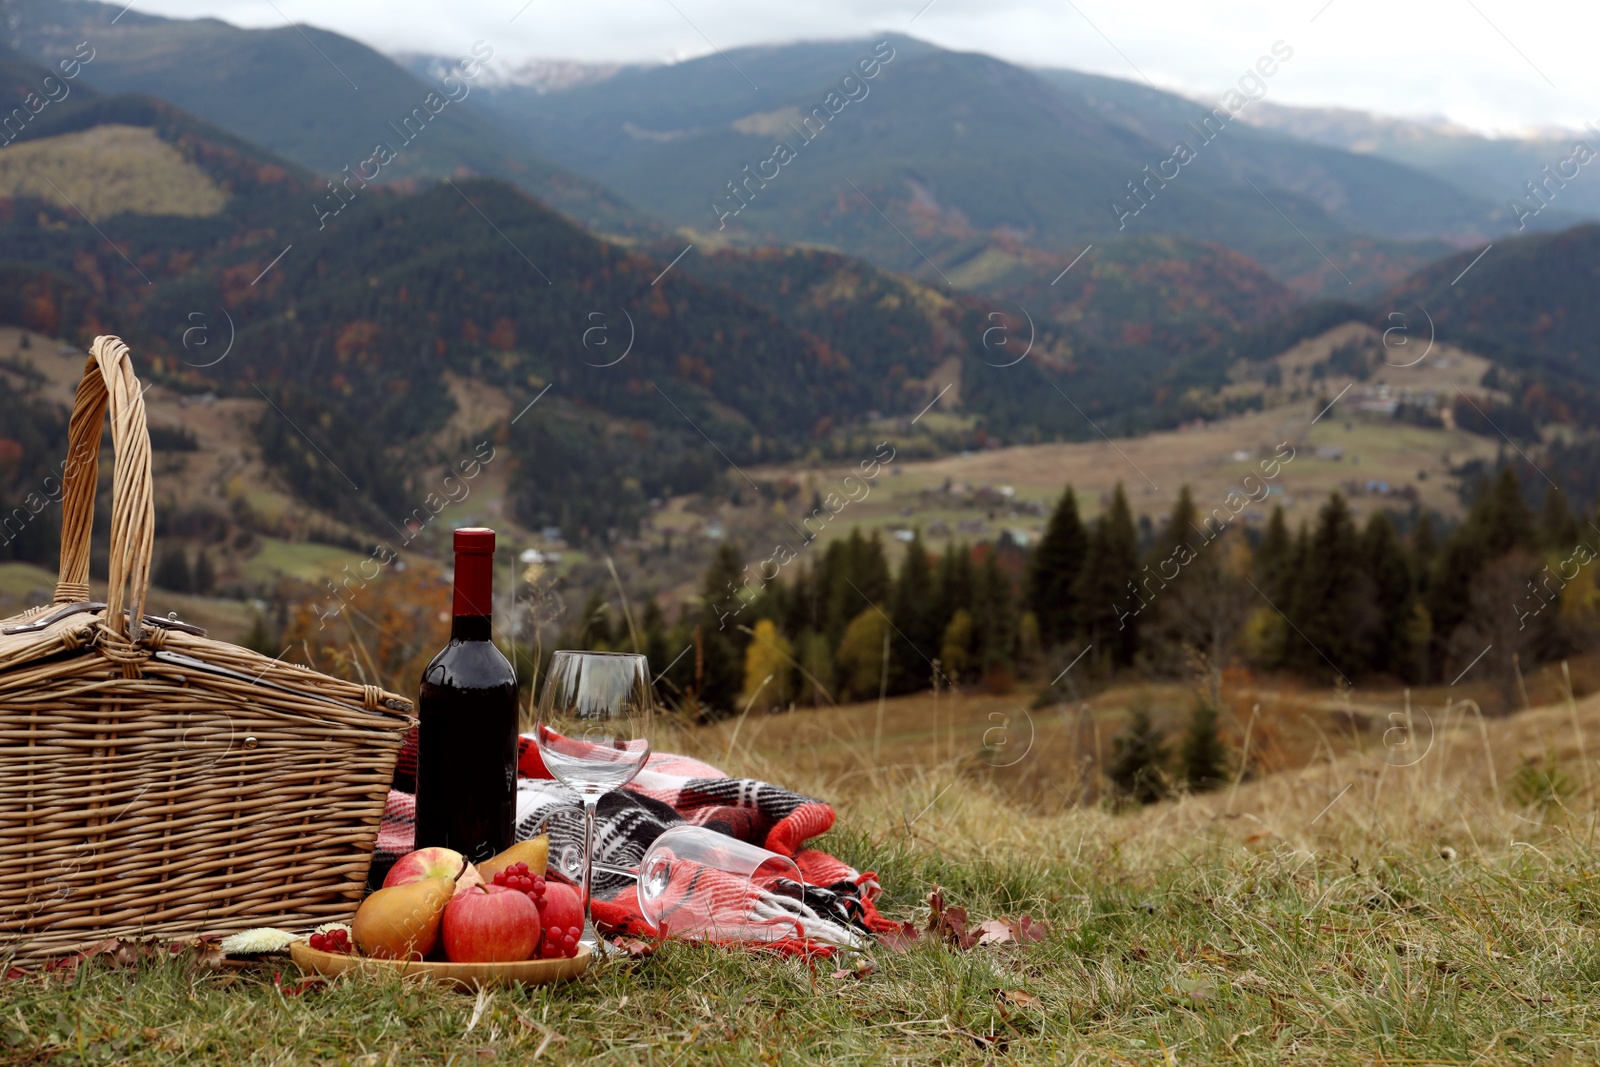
<box><xmin>373</xmin><ymin>729</ymin><xmax>894</xmax><ymax>952</ymax></box>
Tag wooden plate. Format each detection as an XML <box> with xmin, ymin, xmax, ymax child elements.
<box><xmin>289</xmin><ymin>939</ymin><xmax>590</xmax><ymax>991</ymax></box>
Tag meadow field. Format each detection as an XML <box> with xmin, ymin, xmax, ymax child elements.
<box><xmin>7</xmin><ymin>672</ymin><xmax>1600</xmax><ymax>1065</ymax></box>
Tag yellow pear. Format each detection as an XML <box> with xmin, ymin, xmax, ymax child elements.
<box><xmin>476</xmin><ymin>835</ymin><xmax>550</xmax><ymax>882</ymax></box>
<box><xmin>351</xmin><ymin>874</ymin><xmax>455</xmax><ymax>960</ymax></box>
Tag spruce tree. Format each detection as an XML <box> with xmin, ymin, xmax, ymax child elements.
<box><xmin>1261</xmin><ymin>522</ymin><xmax>1312</xmax><ymax>669</ymax></box>
<box><xmin>1362</xmin><ymin>511</ymin><xmax>1414</xmax><ymax>678</ymax></box>
<box><xmin>797</xmin><ymin>630</ymin><xmax>834</xmax><ymax>705</ymax></box>
<box><xmin>241</xmin><ymin>612</ymin><xmax>275</xmax><ymax>656</ymax></box>
<box><xmin>1105</xmin><ymin>486</ymin><xmax>1141</xmax><ymax>665</ymax></box>
<box><xmin>1425</xmin><ymin>475</ymin><xmax>1515</xmax><ymax>674</ymax></box>
<box><xmin>752</xmin><ymin>571</ymin><xmax>789</xmax><ymax>630</ymax></box>
<box><xmin>1154</xmin><ymin>486</ymin><xmax>1201</xmax><ymax>562</ymax></box>
<box><xmin>1481</xmin><ymin>466</ymin><xmax>1534</xmax><ymax>556</ymax></box>
<box><xmin>1075</xmin><ymin>521</ymin><xmax>1114</xmax><ymax>662</ymax></box>
<box><xmin>1178</xmin><ymin>700</ymin><xmax>1228</xmax><ymax>792</ymax></box>
<box><xmin>888</xmin><ymin>532</ymin><xmax>937</xmax><ymax>693</ymax></box>
<box><xmin>154</xmin><ymin>543</ymin><xmax>193</xmax><ymax>593</ymax></box>
<box><xmin>1108</xmin><ymin>705</ymin><xmax>1168</xmax><ymax>805</ymax></box>
<box><xmin>1410</xmin><ymin>513</ymin><xmax>1438</xmax><ymax>597</ymax></box>
<box><xmin>1076</xmin><ymin>485</ymin><xmax>1141</xmax><ymax>667</ymax></box>
<box><xmin>192</xmin><ymin>548</ymin><xmax>216</xmax><ymax>595</ymax></box>
<box><xmin>940</xmin><ymin>609</ymin><xmax>974</xmax><ymax>681</ymax></box>
<box><xmin>784</xmin><ymin>562</ymin><xmax>817</xmax><ymax>637</ymax></box>
<box><xmin>1255</xmin><ymin>505</ymin><xmax>1293</xmax><ymax>602</ymax></box>
<box><xmin>641</xmin><ymin>598</ymin><xmax>672</xmax><ymax>684</ymax></box>
<box><xmin>577</xmin><ymin>590</ymin><xmax>612</xmax><ymax>649</ymax></box>
<box><xmin>822</xmin><ymin>531</ymin><xmax>889</xmax><ymax>647</ymax></box>
<box><xmin>972</xmin><ymin>549</ymin><xmax>1016</xmax><ymax>678</ymax></box>
<box><xmin>1027</xmin><ymin>486</ymin><xmax>1087</xmax><ymax>647</ymax></box>
<box><xmin>695</xmin><ymin>544</ymin><xmax>748</xmax><ymax>719</ymax></box>
<box><xmin>1285</xmin><ymin>493</ymin><xmax>1371</xmax><ymax>680</ymax></box>
<box><xmin>862</xmin><ymin>531</ymin><xmax>892</xmax><ymax>604</ymax></box>
<box><xmin>932</xmin><ymin>541</ymin><xmax>975</xmax><ymax>646</ymax></box>
<box><xmin>814</xmin><ymin>540</ymin><xmax>848</xmax><ymax>646</ymax></box>
<box><xmin>1539</xmin><ymin>486</ymin><xmax>1579</xmax><ymax>550</ymax></box>
<box><xmin>1426</xmin><ymin>528</ymin><xmax>1488</xmax><ymax>674</ymax></box>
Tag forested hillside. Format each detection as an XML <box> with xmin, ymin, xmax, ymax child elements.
<box><xmin>640</xmin><ymin>467</ymin><xmax>1593</xmax><ymax>719</ymax></box>
<box><xmin>470</xmin><ymin>35</ymin><xmax>1516</xmax><ymax>299</ymax></box>
<box><xmin>0</xmin><ymin>0</ymin><xmax>651</xmax><ymax>234</ymax></box>
<box><xmin>0</xmin><ymin>78</ymin><xmax>1187</xmax><ymax>539</ymax></box>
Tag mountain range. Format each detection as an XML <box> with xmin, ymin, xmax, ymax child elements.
<box><xmin>1</xmin><ymin>0</ymin><xmax>1598</xmax><ymax>549</ymax></box>
<box><xmin>1239</xmin><ymin>102</ymin><xmax>1600</xmax><ymax>221</ymax></box>
<box><xmin>0</xmin><ymin>0</ymin><xmax>649</xmax><ymax>234</ymax></box>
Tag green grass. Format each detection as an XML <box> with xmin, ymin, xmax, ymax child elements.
<box><xmin>6</xmin><ymin>829</ymin><xmax>1600</xmax><ymax>1064</ymax></box>
<box><xmin>11</xmin><ymin>685</ymin><xmax>1600</xmax><ymax>1063</ymax></box>
<box><xmin>0</xmin><ymin>561</ymin><xmax>57</xmax><ymax>612</ymax></box>
<box><xmin>235</xmin><ymin>538</ymin><xmax>365</xmax><ymax>587</ymax></box>
<box><xmin>0</xmin><ymin>561</ymin><xmax>255</xmax><ymax>643</ymax></box>
<box><xmin>3</xmin><ymin>838</ymin><xmax>1600</xmax><ymax>1062</ymax></box>
<box><xmin>0</xmin><ymin>125</ymin><xmax>228</xmax><ymax>221</ymax></box>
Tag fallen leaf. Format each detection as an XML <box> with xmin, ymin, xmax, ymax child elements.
<box><xmin>1012</xmin><ymin>915</ymin><xmax>1049</xmax><ymax>943</ymax></box>
<box><xmin>42</xmin><ymin>955</ymin><xmax>80</xmax><ymax>978</ymax></box>
<box><xmin>999</xmin><ymin>989</ymin><xmax>1039</xmax><ymax>1009</ymax></box>
<box><xmin>880</xmin><ymin>922</ymin><xmax>921</xmax><ymax>952</ymax></box>
<box><xmin>178</xmin><ymin>938</ymin><xmax>226</xmax><ymax>971</ymax></box>
<box><xmin>831</xmin><ymin>958</ymin><xmax>875</xmax><ymax>980</ymax></box>
<box><xmin>607</xmin><ymin>937</ymin><xmax>655</xmax><ymax>959</ymax></box>
<box><xmin>974</xmin><ymin>919</ymin><xmax>1014</xmax><ymax>946</ymax></box>
<box><xmin>924</xmin><ymin>886</ymin><xmax>946</xmax><ymax>934</ymax></box>
<box><xmin>937</xmin><ymin>905</ymin><xmax>975</xmax><ymax>948</ymax></box>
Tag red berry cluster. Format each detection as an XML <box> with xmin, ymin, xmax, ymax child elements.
<box><xmin>492</xmin><ymin>862</ymin><xmax>546</xmax><ymax>906</ymax></box>
<box><xmin>491</xmin><ymin>862</ymin><xmax>580</xmax><ymax>959</ymax></box>
<box><xmin>309</xmin><ymin>928</ymin><xmax>350</xmax><ymax>953</ymax></box>
<box><xmin>540</xmin><ymin>925</ymin><xmax>580</xmax><ymax>959</ymax></box>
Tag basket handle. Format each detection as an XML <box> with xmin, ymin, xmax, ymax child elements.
<box><xmin>54</xmin><ymin>336</ymin><xmax>155</xmax><ymax>643</ymax></box>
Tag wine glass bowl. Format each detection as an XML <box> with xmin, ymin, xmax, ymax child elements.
<box><xmin>535</xmin><ymin>651</ymin><xmax>654</xmax><ymax>951</ymax></box>
<box><xmin>536</xmin><ymin>662</ymin><xmax>651</xmax><ymax>791</ymax></box>
<box><xmin>637</xmin><ymin>826</ymin><xmax>806</xmax><ymax>943</ymax></box>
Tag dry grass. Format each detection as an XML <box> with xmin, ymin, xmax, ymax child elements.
<box><xmin>0</xmin><ymin>125</ymin><xmax>227</xmax><ymax>220</ymax></box>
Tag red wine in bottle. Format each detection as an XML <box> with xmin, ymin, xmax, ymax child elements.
<box><xmin>415</xmin><ymin>527</ymin><xmax>519</xmax><ymax>863</ymax></box>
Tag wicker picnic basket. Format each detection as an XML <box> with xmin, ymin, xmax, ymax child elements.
<box><xmin>0</xmin><ymin>336</ymin><xmax>414</xmax><ymax>962</ymax></box>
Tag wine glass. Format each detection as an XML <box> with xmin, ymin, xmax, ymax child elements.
<box><xmin>637</xmin><ymin>825</ymin><xmax>811</xmax><ymax>944</ymax></box>
<box><xmin>535</xmin><ymin>650</ymin><xmax>653</xmax><ymax>953</ymax></box>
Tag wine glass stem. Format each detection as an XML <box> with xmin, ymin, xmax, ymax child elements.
<box><xmin>579</xmin><ymin>795</ymin><xmax>601</xmax><ymax>951</ymax></box>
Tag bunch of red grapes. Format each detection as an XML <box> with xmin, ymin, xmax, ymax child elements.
<box><xmin>308</xmin><ymin>927</ymin><xmax>350</xmax><ymax>953</ymax></box>
<box><xmin>491</xmin><ymin>862</ymin><xmax>581</xmax><ymax>959</ymax></box>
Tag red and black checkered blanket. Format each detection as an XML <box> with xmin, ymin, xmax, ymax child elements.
<box><xmin>375</xmin><ymin>730</ymin><xmax>894</xmax><ymax>953</ymax></box>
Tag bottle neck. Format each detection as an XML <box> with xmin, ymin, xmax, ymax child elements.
<box><xmin>451</xmin><ymin>615</ymin><xmax>492</xmax><ymax>642</ymax></box>
<box><xmin>452</xmin><ymin>549</ymin><xmax>493</xmax><ymax>641</ymax></box>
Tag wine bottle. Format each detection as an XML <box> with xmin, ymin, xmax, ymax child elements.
<box><xmin>415</xmin><ymin>527</ymin><xmax>519</xmax><ymax>863</ymax></box>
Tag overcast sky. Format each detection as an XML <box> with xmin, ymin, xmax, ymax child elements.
<box><xmin>123</xmin><ymin>0</ymin><xmax>1595</xmax><ymax>135</ymax></box>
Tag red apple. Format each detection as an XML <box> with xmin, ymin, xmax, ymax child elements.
<box><xmin>442</xmin><ymin>884</ymin><xmax>542</xmax><ymax>963</ymax></box>
<box><xmin>538</xmin><ymin>880</ymin><xmax>584</xmax><ymax>959</ymax></box>
<box><xmin>385</xmin><ymin>847</ymin><xmax>483</xmax><ymax>897</ymax></box>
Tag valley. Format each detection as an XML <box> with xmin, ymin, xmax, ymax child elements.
<box><xmin>0</xmin><ymin>1</ymin><xmax>1597</xmax><ymax>715</ymax></box>
<box><xmin>4</xmin><ymin>5</ymin><xmax>1600</xmax><ymax>1060</ymax></box>
<box><xmin>1</xmin><ymin>312</ymin><xmax>1509</xmax><ymax>631</ymax></box>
